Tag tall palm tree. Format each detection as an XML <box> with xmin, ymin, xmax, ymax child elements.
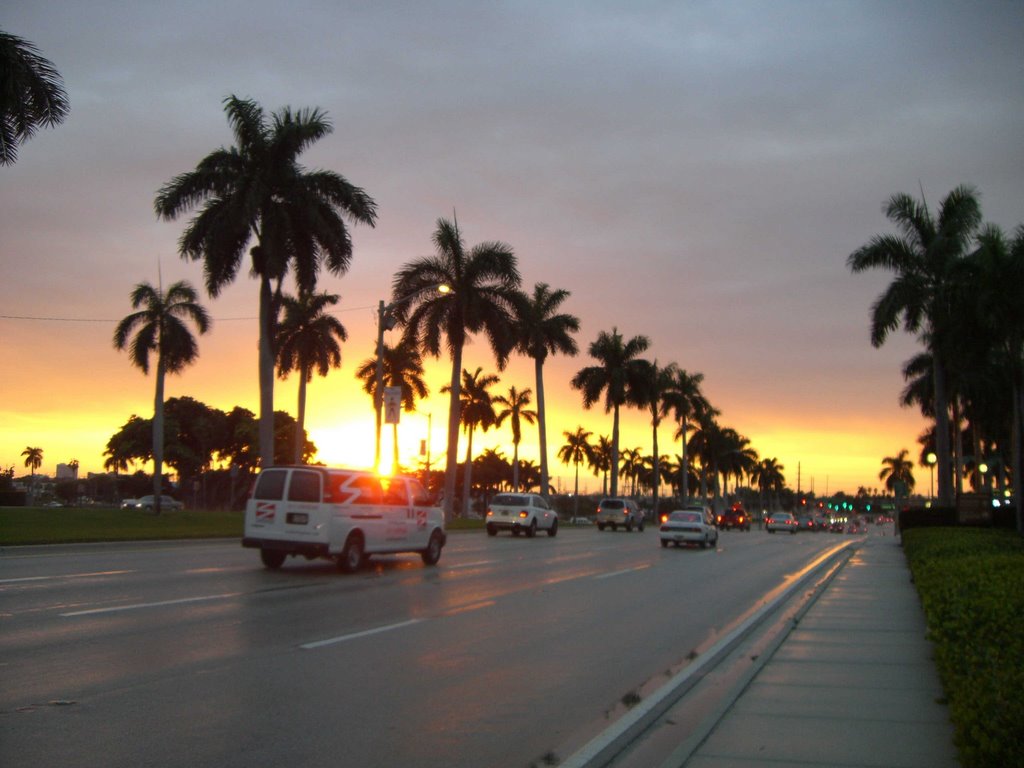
<box><xmin>664</xmin><ymin>369</ymin><xmax>708</xmax><ymax>504</ymax></box>
<box><xmin>155</xmin><ymin>95</ymin><xmax>377</xmax><ymax>469</ymax></box>
<box><xmin>880</xmin><ymin>449</ymin><xmax>916</xmax><ymax>502</ymax></box>
<box><xmin>514</xmin><ymin>283</ymin><xmax>579</xmax><ymax>498</ymax></box>
<box><xmin>355</xmin><ymin>339</ymin><xmax>429</xmax><ymax>471</ymax></box>
<box><xmin>848</xmin><ymin>185</ymin><xmax>982</xmax><ymax>506</ymax></box>
<box><xmin>275</xmin><ymin>290</ymin><xmax>347</xmax><ymax>464</ymax></box>
<box><xmin>21</xmin><ymin>446</ymin><xmax>43</xmax><ymax>502</ymax></box>
<box><xmin>0</xmin><ymin>31</ymin><xmax>69</xmax><ymax>165</ymax></box>
<box><xmin>751</xmin><ymin>457</ymin><xmax>786</xmax><ymax>513</ymax></box>
<box><xmin>634</xmin><ymin>359</ymin><xmax>677</xmax><ymax>516</ymax></box>
<box><xmin>558</xmin><ymin>427</ymin><xmax>593</xmax><ymax>516</ymax></box>
<box><xmin>571</xmin><ymin>328</ymin><xmax>650</xmax><ymax>497</ymax></box>
<box><xmin>113</xmin><ymin>280</ymin><xmax>210</xmax><ymax>513</ymax></box>
<box><xmin>493</xmin><ymin>386</ymin><xmax>538</xmax><ymax>492</ymax></box>
<box><xmin>442</xmin><ymin>367</ymin><xmax>500</xmax><ymax>517</ymax></box>
<box><xmin>393</xmin><ymin>217</ymin><xmax>521</xmax><ymax>518</ymax></box>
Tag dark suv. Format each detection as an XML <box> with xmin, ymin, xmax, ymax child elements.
<box><xmin>716</xmin><ymin>504</ymin><xmax>751</xmax><ymax>531</ymax></box>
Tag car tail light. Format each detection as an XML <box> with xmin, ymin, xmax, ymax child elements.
<box><xmin>660</xmin><ymin>513</ymin><xmax>669</xmax><ymax>524</ymax></box>
<box><xmin>519</xmin><ymin>511</ymin><xmax>528</xmax><ymax>518</ymax></box>
<box><xmin>486</xmin><ymin>510</ymin><xmax>493</xmax><ymax>517</ymax></box>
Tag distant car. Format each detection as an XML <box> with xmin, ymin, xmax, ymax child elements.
<box><xmin>569</xmin><ymin>516</ymin><xmax>593</xmax><ymax>525</ymax></box>
<box><xmin>596</xmin><ymin>497</ymin><xmax>645</xmax><ymax>532</ymax></box>
<box><xmin>796</xmin><ymin>515</ymin><xmax>815</xmax><ymax>532</ymax></box>
<box><xmin>486</xmin><ymin>493</ymin><xmax>558</xmax><ymax>537</ymax></box>
<box><xmin>134</xmin><ymin>495</ymin><xmax>184</xmax><ymax>512</ymax></box>
<box><xmin>765</xmin><ymin>511</ymin><xmax>798</xmax><ymax>534</ymax></box>
<box><xmin>660</xmin><ymin>505</ymin><xmax>719</xmax><ymax>549</ymax></box>
<box><xmin>717</xmin><ymin>504</ymin><xmax>751</xmax><ymax>531</ymax></box>
<box><xmin>120</xmin><ymin>498</ymin><xmax>139</xmax><ymax>510</ymax></box>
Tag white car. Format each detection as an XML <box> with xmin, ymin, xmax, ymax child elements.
<box><xmin>119</xmin><ymin>498</ymin><xmax>139</xmax><ymax>510</ymax></box>
<box><xmin>659</xmin><ymin>505</ymin><xmax>719</xmax><ymax>549</ymax></box>
<box><xmin>485</xmin><ymin>493</ymin><xmax>559</xmax><ymax>537</ymax></box>
<box><xmin>766</xmin><ymin>511</ymin><xmax>798</xmax><ymax>534</ymax></box>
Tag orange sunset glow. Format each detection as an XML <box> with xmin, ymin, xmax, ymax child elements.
<box><xmin>4</xmin><ymin>4</ymin><xmax>1022</xmax><ymax>499</ymax></box>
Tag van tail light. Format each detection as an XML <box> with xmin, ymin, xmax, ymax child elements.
<box><xmin>519</xmin><ymin>511</ymin><xmax>528</xmax><ymax>519</ymax></box>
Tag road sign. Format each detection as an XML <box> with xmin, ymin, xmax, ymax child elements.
<box><xmin>384</xmin><ymin>386</ymin><xmax>402</xmax><ymax>424</ymax></box>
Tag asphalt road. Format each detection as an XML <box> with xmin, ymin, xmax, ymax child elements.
<box><xmin>1</xmin><ymin>526</ymin><xmax>857</xmax><ymax>768</ymax></box>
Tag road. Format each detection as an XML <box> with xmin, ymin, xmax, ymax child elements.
<box><xmin>1</xmin><ymin>526</ymin><xmax>859</xmax><ymax>767</ymax></box>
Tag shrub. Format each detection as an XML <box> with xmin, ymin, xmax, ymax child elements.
<box><xmin>902</xmin><ymin>528</ymin><xmax>1024</xmax><ymax>768</ymax></box>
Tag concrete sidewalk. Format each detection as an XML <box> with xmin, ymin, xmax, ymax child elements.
<box><xmin>680</xmin><ymin>535</ymin><xmax>959</xmax><ymax>767</ymax></box>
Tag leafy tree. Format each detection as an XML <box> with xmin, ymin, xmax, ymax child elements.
<box><xmin>113</xmin><ymin>280</ymin><xmax>209</xmax><ymax>513</ymax></box>
<box><xmin>634</xmin><ymin>359</ymin><xmax>677</xmax><ymax>516</ymax></box>
<box><xmin>571</xmin><ymin>328</ymin><xmax>650</xmax><ymax>497</ymax></box>
<box><xmin>0</xmin><ymin>30</ymin><xmax>69</xmax><ymax>165</ymax></box>
<box><xmin>493</xmin><ymin>385</ymin><xmax>537</xmax><ymax>492</ymax></box>
<box><xmin>619</xmin><ymin>447</ymin><xmax>644</xmax><ymax>496</ymax></box>
<box><xmin>513</xmin><ymin>283</ymin><xmax>579</xmax><ymax>497</ymax></box>
<box><xmin>442</xmin><ymin>367</ymin><xmax>499</xmax><ymax>516</ymax></box>
<box><xmin>848</xmin><ymin>185</ymin><xmax>982</xmax><ymax>506</ymax></box>
<box><xmin>355</xmin><ymin>340</ymin><xmax>429</xmax><ymax>471</ymax></box>
<box><xmin>21</xmin><ymin>446</ymin><xmax>43</xmax><ymax>503</ymax></box>
<box><xmin>393</xmin><ymin>217</ymin><xmax>521</xmax><ymax>518</ymax></box>
<box><xmin>155</xmin><ymin>95</ymin><xmax>377</xmax><ymax>469</ymax></box>
<box><xmin>558</xmin><ymin>427</ymin><xmax>593</xmax><ymax>516</ymax></box>
<box><xmin>880</xmin><ymin>449</ymin><xmax>916</xmax><ymax>506</ymax></box>
<box><xmin>588</xmin><ymin>435</ymin><xmax>612</xmax><ymax>497</ymax></box>
<box><xmin>751</xmin><ymin>457</ymin><xmax>786</xmax><ymax>514</ymax></box>
<box><xmin>276</xmin><ymin>290</ymin><xmax>347</xmax><ymax>464</ymax></box>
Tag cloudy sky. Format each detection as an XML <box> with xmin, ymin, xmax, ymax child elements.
<box><xmin>3</xmin><ymin>1</ymin><xmax>1023</xmax><ymax>495</ymax></box>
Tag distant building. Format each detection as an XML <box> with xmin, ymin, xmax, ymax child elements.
<box><xmin>56</xmin><ymin>463</ymin><xmax>79</xmax><ymax>480</ymax></box>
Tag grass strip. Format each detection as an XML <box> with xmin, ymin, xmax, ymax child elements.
<box><xmin>0</xmin><ymin>507</ymin><xmax>243</xmax><ymax>545</ymax></box>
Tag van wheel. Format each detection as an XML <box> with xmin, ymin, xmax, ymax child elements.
<box><xmin>337</xmin><ymin>533</ymin><xmax>365</xmax><ymax>573</ymax></box>
<box><xmin>260</xmin><ymin>549</ymin><xmax>286</xmax><ymax>569</ymax></box>
<box><xmin>660</xmin><ymin>539</ymin><xmax>668</xmax><ymax>548</ymax></box>
<box><xmin>597</xmin><ymin>523</ymin><xmax>606</xmax><ymax>531</ymax></box>
<box><xmin>486</xmin><ymin>524</ymin><xmax>498</xmax><ymax>537</ymax></box>
<box><xmin>421</xmin><ymin>531</ymin><xmax>444</xmax><ymax>565</ymax></box>
<box><xmin>526</xmin><ymin>519</ymin><xmax>537</xmax><ymax>538</ymax></box>
<box><xmin>547</xmin><ymin>519</ymin><xmax>558</xmax><ymax>537</ymax></box>
<box><xmin>638</xmin><ymin>521</ymin><xmax>645</xmax><ymax>532</ymax></box>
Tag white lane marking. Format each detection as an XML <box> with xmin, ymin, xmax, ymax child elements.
<box><xmin>60</xmin><ymin>592</ymin><xmax>241</xmax><ymax>617</ymax></box>
<box><xmin>594</xmin><ymin>565</ymin><xmax>650</xmax><ymax>580</ymax></box>
<box><xmin>300</xmin><ymin>619</ymin><xmax>424</xmax><ymax>650</ymax></box>
<box><xmin>447</xmin><ymin>560</ymin><xmax>497</xmax><ymax>569</ymax></box>
<box><xmin>0</xmin><ymin>570</ymin><xmax>134</xmax><ymax>585</ymax></box>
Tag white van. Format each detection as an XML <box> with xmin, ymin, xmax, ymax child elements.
<box><xmin>243</xmin><ymin>466</ymin><xmax>446</xmax><ymax>572</ymax></box>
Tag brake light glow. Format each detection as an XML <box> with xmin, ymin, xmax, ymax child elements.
<box><xmin>660</xmin><ymin>513</ymin><xmax>669</xmax><ymax>524</ymax></box>
<box><xmin>519</xmin><ymin>511</ymin><xmax>528</xmax><ymax>518</ymax></box>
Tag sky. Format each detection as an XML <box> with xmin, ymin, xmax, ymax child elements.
<box><xmin>2</xmin><ymin>1</ymin><xmax>1023</xmax><ymax>496</ymax></box>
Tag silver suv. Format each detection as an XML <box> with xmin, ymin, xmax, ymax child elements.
<box><xmin>596</xmin><ymin>497</ymin><xmax>644</xmax><ymax>532</ymax></box>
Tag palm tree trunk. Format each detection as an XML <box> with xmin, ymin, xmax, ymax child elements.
<box><xmin>680</xmin><ymin>416</ymin><xmax>688</xmax><ymax>504</ymax></box>
<box><xmin>294</xmin><ymin>374</ymin><xmax>308</xmax><ymax>465</ymax></box>
<box><xmin>933</xmin><ymin>355</ymin><xmax>953</xmax><ymax>507</ymax></box>
<box><xmin>462</xmin><ymin>427</ymin><xmax>474</xmax><ymax>517</ymax></box>
<box><xmin>573</xmin><ymin>459</ymin><xmax>580</xmax><ymax>516</ymax></box>
<box><xmin>512</xmin><ymin>441</ymin><xmax>520</xmax><ymax>492</ymax></box>
<box><xmin>651</xmin><ymin>416</ymin><xmax>660</xmax><ymax>519</ymax></box>
<box><xmin>442</xmin><ymin>346</ymin><xmax>464</xmax><ymax>521</ymax></box>
<box><xmin>152</xmin><ymin>359</ymin><xmax>165</xmax><ymax>515</ymax></box>
<box><xmin>258</xmin><ymin>274</ymin><xmax>276</xmax><ymax>469</ymax></box>
<box><xmin>535</xmin><ymin>357</ymin><xmax>549</xmax><ymax>497</ymax></box>
<box><xmin>610</xmin><ymin>405</ymin><xmax>620</xmax><ymax>497</ymax></box>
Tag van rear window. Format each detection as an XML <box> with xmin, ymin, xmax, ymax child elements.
<box><xmin>254</xmin><ymin>470</ymin><xmax>287</xmax><ymax>500</ymax></box>
<box><xmin>601</xmin><ymin>500</ymin><xmax>624</xmax><ymax>509</ymax></box>
<box><xmin>287</xmin><ymin>470</ymin><xmax>321</xmax><ymax>503</ymax></box>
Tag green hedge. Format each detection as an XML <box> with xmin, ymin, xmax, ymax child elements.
<box><xmin>902</xmin><ymin>528</ymin><xmax>1024</xmax><ymax>768</ymax></box>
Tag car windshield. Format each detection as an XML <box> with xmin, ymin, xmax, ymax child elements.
<box><xmin>670</xmin><ymin>512</ymin><xmax>701</xmax><ymax>523</ymax></box>
<box><xmin>600</xmin><ymin>500</ymin><xmax>624</xmax><ymax>509</ymax></box>
<box><xmin>492</xmin><ymin>494</ymin><xmax>528</xmax><ymax>506</ymax></box>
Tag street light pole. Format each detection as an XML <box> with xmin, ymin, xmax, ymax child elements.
<box><xmin>926</xmin><ymin>452</ymin><xmax>937</xmax><ymax>505</ymax></box>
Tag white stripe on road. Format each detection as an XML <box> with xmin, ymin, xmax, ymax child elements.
<box><xmin>61</xmin><ymin>592</ymin><xmax>241</xmax><ymax>616</ymax></box>
<box><xmin>1</xmin><ymin>570</ymin><xmax>134</xmax><ymax>585</ymax></box>
<box><xmin>594</xmin><ymin>565</ymin><xmax>650</xmax><ymax>580</ymax></box>
<box><xmin>447</xmin><ymin>560</ymin><xmax>497</xmax><ymax>569</ymax></box>
<box><xmin>300</xmin><ymin>619</ymin><xmax>424</xmax><ymax>650</ymax></box>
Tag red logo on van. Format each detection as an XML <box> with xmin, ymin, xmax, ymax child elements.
<box><xmin>256</xmin><ymin>502</ymin><xmax>276</xmax><ymax>522</ymax></box>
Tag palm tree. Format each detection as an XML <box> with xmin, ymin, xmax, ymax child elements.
<box><xmin>571</xmin><ymin>328</ymin><xmax>650</xmax><ymax>497</ymax></box>
<box><xmin>113</xmin><ymin>280</ymin><xmax>210</xmax><ymax>513</ymax></box>
<box><xmin>634</xmin><ymin>359</ymin><xmax>677</xmax><ymax>516</ymax></box>
<box><xmin>442</xmin><ymin>367</ymin><xmax>500</xmax><ymax>517</ymax></box>
<box><xmin>848</xmin><ymin>185</ymin><xmax>982</xmax><ymax>506</ymax></box>
<box><xmin>514</xmin><ymin>283</ymin><xmax>580</xmax><ymax>498</ymax></box>
<box><xmin>275</xmin><ymin>290</ymin><xmax>347</xmax><ymax>464</ymax></box>
<box><xmin>558</xmin><ymin>427</ymin><xmax>593</xmax><ymax>516</ymax></box>
<box><xmin>155</xmin><ymin>95</ymin><xmax>377</xmax><ymax>469</ymax></box>
<box><xmin>751</xmin><ymin>457</ymin><xmax>786</xmax><ymax>514</ymax></box>
<box><xmin>664</xmin><ymin>369</ymin><xmax>708</xmax><ymax>504</ymax></box>
<box><xmin>880</xmin><ymin>450</ymin><xmax>916</xmax><ymax>515</ymax></box>
<box><xmin>589</xmin><ymin>435</ymin><xmax>613</xmax><ymax>496</ymax></box>
<box><xmin>0</xmin><ymin>31</ymin><xmax>69</xmax><ymax>165</ymax></box>
<box><xmin>21</xmin><ymin>446</ymin><xmax>42</xmax><ymax>503</ymax></box>
<box><xmin>493</xmin><ymin>386</ymin><xmax>538</xmax><ymax>492</ymax></box>
<box><xmin>355</xmin><ymin>339</ymin><xmax>429</xmax><ymax>471</ymax></box>
<box><xmin>619</xmin><ymin>447</ymin><xmax>644</xmax><ymax>496</ymax></box>
<box><xmin>393</xmin><ymin>217</ymin><xmax>521</xmax><ymax>519</ymax></box>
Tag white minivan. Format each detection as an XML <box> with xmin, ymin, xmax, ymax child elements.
<box><xmin>243</xmin><ymin>466</ymin><xmax>446</xmax><ymax>572</ymax></box>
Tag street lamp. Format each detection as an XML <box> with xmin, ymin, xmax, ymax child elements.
<box><xmin>926</xmin><ymin>452</ymin><xmax>937</xmax><ymax>504</ymax></box>
<box><xmin>374</xmin><ymin>284</ymin><xmax>450</xmax><ymax>472</ymax></box>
